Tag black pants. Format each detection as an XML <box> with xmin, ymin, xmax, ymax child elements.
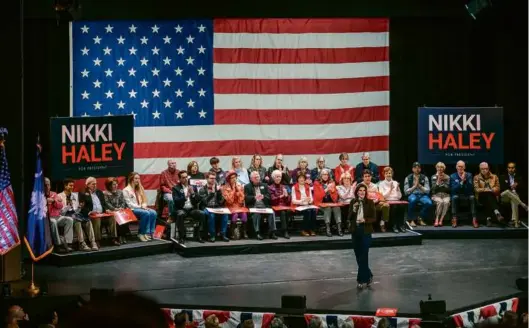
<box><xmin>479</xmin><ymin>192</ymin><xmax>500</xmax><ymax>217</ymax></box>
<box><xmin>175</xmin><ymin>208</ymin><xmax>206</xmax><ymax>239</ymax></box>
<box><xmin>275</xmin><ymin>210</ymin><xmax>289</xmax><ymax>232</ymax></box>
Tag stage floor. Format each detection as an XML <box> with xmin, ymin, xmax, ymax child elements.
<box><xmin>34</xmin><ymin>239</ymin><xmax>527</xmax><ymax>314</ymax></box>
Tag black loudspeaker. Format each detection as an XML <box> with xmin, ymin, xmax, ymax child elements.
<box><xmin>281</xmin><ymin>295</ymin><xmax>306</xmax><ymax>310</ymax></box>
<box><xmin>90</xmin><ymin>288</ymin><xmax>115</xmax><ymax>301</ymax></box>
<box><xmin>420</xmin><ymin>299</ymin><xmax>447</xmax><ymax>315</ymax></box>
<box><xmin>516</xmin><ymin>277</ymin><xmax>528</xmax><ymax>292</ymax></box>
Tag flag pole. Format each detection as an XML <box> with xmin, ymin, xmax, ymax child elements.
<box><xmin>26</xmin><ymin>262</ymin><xmax>39</xmax><ymax>297</ymax></box>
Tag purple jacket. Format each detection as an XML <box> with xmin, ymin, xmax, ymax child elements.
<box><xmin>268</xmin><ymin>183</ymin><xmax>291</xmax><ymax>206</ymax></box>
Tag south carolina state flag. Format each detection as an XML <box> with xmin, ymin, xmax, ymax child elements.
<box><xmin>23</xmin><ymin>144</ymin><xmax>53</xmax><ymax>261</ymax></box>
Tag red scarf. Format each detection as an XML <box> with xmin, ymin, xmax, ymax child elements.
<box><xmin>293</xmin><ymin>183</ymin><xmax>310</xmax><ymax>200</ymax></box>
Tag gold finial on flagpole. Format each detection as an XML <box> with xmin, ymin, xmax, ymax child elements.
<box><xmin>26</xmin><ymin>262</ymin><xmax>40</xmax><ymax>297</ymax></box>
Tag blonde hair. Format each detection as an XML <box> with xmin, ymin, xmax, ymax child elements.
<box><xmin>231</xmin><ymin>156</ymin><xmax>244</xmax><ymax>170</ymax></box>
<box><xmin>298</xmin><ymin>156</ymin><xmax>308</xmax><ymax>168</ymax></box>
<box><xmin>127</xmin><ymin>172</ymin><xmax>147</xmax><ymax>205</ymax></box>
<box><xmin>435</xmin><ymin>162</ymin><xmax>446</xmax><ymax>169</ymax></box>
<box><xmin>250</xmin><ymin>154</ymin><xmax>262</xmax><ymax>168</ymax></box>
<box><xmin>340</xmin><ymin>171</ymin><xmax>353</xmax><ymax>185</ymax></box>
<box><xmin>383</xmin><ymin>167</ymin><xmax>393</xmax><ymax>174</ymax></box>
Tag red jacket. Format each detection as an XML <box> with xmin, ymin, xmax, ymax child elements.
<box><xmin>46</xmin><ymin>191</ymin><xmax>64</xmax><ymax>218</ymax></box>
<box><xmin>313</xmin><ymin>180</ymin><xmax>338</xmax><ymax>205</ymax></box>
<box><xmin>334</xmin><ymin>164</ymin><xmax>354</xmax><ymax>183</ymax></box>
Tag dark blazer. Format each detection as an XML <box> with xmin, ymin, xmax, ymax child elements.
<box><xmin>172</xmin><ymin>184</ymin><xmax>200</xmax><ymax>213</ymax></box>
<box><xmin>449</xmin><ymin>172</ymin><xmax>474</xmax><ymax>196</ymax></box>
<box><xmin>499</xmin><ymin>173</ymin><xmax>524</xmax><ymax>194</ymax></box>
<box><xmin>79</xmin><ymin>189</ymin><xmax>108</xmax><ymax>217</ymax></box>
<box><xmin>348</xmin><ymin>198</ymin><xmax>376</xmax><ymax>234</ymax></box>
<box><xmin>355</xmin><ymin>162</ymin><xmax>379</xmax><ymax>183</ymax></box>
<box><xmin>244</xmin><ymin>182</ymin><xmax>271</xmax><ymax>207</ymax></box>
<box><xmin>198</xmin><ymin>184</ymin><xmax>225</xmax><ymax>210</ymax></box>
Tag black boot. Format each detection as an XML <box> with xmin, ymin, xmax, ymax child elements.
<box><xmin>392</xmin><ymin>223</ymin><xmax>399</xmax><ymax>233</ymax></box>
<box><xmin>220</xmin><ymin>233</ymin><xmax>229</xmax><ymax>242</ymax></box>
<box><xmin>241</xmin><ymin>222</ymin><xmax>249</xmax><ymax>239</ymax></box>
<box><xmin>269</xmin><ymin>231</ymin><xmax>278</xmax><ymax>240</ymax></box>
<box><xmin>337</xmin><ymin>222</ymin><xmax>344</xmax><ymax>236</ymax></box>
<box><xmin>229</xmin><ymin>224</ymin><xmax>236</xmax><ymax>240</ymax></box>
<box><xmin>283</xmin><ymin>230</ymin><xmax>290</xmax><ymax>239</ymax></box>
<box><xmin>325</xmin><ymin>223</ymin><xmax>332</xmax><ymax>237</ymax></box>
<box><xmin>196</xmin><ymin>227</ymin><xmax>204</xmax><ymax>243</ymax></box>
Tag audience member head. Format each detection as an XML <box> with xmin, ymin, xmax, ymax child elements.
<box><xmin>251</xmin><ymin>154</ymin><xmax>263</xmax><ymax>168</ymax></box>
<box><xmin>435</xmin><ymin>162</ymin><xmax>446</xmax><ymax>174</ymax></box>
<box><xmin>173</xmin><ymin>311</ymin><xmax>188</xmax><ymax>328</ymax></box>
<box><xmin>507</xmin><ymin>162</ymin><xmax>516</xmax><ymax>175</ymax></box>
<box><xmin>205</xmin><ymin>314</ymin><xmax>220</xmax><ymax>328</ymax></box>
<box><xmin>362</xmin><ymin>169</ymin><xmax>372</xmax><ymax>184</ymax></box>
<box><xmin>308</xmin><ymin>316</ymin><xmax>323</xmax><ymax>328</ymax></box>
<box><xmin>296</xmin><ymin>171</ymin><xmax>307</xmax><ymax>185</ymax></box>
<box><xmin>341</xmin><ymin>172</ymin><xmax>353</xmax><ymax>186</ymax></box>
<box><xmin>206</xmin><ymin>172</ymin><xmax>216</xmax><ymax>186</ymax></box>
<box><xmin>62</xmin><ymin>292</ymin><xmax>167</xmax><ymax>328</ymax></box>
<box><xmin>167</xmin><ymin>159</ymin><xmax>177</xmax><ymax>172</ymax></box>
<box><xmin>210</xmin><ymin>157</ymin><xmax>220</xmax><ymax>170</ymax></box>
<box><xmin>178</xmin><ymin>170</ymin><xmax>189</xmax><ymax>186</ymax></box>
<box><xmin>274</xmin><ymin>154</ymin><xmax>284</xmax><ymax>168</ymax></box>
<box><xmin>316</xmin><ymin>156</ymin><xmax>326</xmax><ymax>169</ymax></box>
<box><xmin>63</xmin><ymin>178</ymin><xmax>75</xmax><ymax>193</ymax></box>
<box><xmin>456</xmin><ymin>160</ymin><xmax>466</xmax><ymax>174</ymax></box>
<box><xmin>44</xmin><ymin>177</ymin><xmax>51</xmax><ymax>194</ymax></box>
<box><xmin>85</xmin><ymin>177</ymin><xmax>97</xmax><ymax>192</ymax></box>
<box><xmin>362</xmin><ymin>152</ymin><xmax>370</xmax><ymax>166</ymax></box>
<box><xmin>250</xmin><ymin>171</ymin><xmax>260</xmax><ymax>184</ymax></box>
<box><xmin>242</xmin><ymin>318</ymin><xmax>255</xmax><ymax>328</ymax></box>
<box><xmin>501</xmin><ymin>310</ymin><xmax>519</xmax><ymax>327</ymax></box>
<box><xmin>127</xmin><ymin>172</ymin><xmax>141</xmax><ymax>189</ymax></box>
<box><xmin>341</xmin><ymin>318</ymin><xmax>355</xmax><ymax>328</ymax></box>
<box><xmin>298</xmin><ymin>156</ymin><xmax>308</xmax><ymax>170</ymax></box>
<box><xmin>412</xmin><ymin>162</ymin><xmax>421</xmax><ymax>174</ymax></box>
<box><xmin>479</xmin><ymin>162</ymin><xmax>490</xmax><ymax>176</ymax></box>
<box><xmin>187</xmin><ymin>160</ymin><xmax>199</xmax><ymax>174</ymax></box>
<box><xmin>232</xmin><ymin>157</ymin><xmax>243</xmax><ymax>170</ymax></box>
<box><xmin>225</xmin><ymin>170</ymin><xmax>237</xmax><ymax>186</ymax></box>
<box><xmin>383</xmin><ymin>167</ymin><xmax>393</xmax><ymax>181</ymax></box>
<box><xmin>377</xmin><ymin>317</ymin><xmax>391</xmax><ymax>328</ymax></box>
<box><xmin>270</xmin><ymin>317</ymin><xmax>287</xmax><ymax>328</ymax></box>
<box><xmin>271</xmin><ymin>170</ymin><xmax>282</xmax><ymax>184</ymax></box>
<box><xmin>5</xmin><ymin>305</ymin><xmax>28</xmax><ymax>325</ymax></box>
<box><xmin>339</xmin><ymin>153</ymin><xmax>349</xmax><ymax>166</ymax></box>
<box><xmin>105</xmin><ymin>177</ymin><xmax>119</xmax><ymax>192</ymax></box>
<box><xmin>319</xmin><ymin>168</ymin><xmax>331</xmax><ymax>183</ymax></box>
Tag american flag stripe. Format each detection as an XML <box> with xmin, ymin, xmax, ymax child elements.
<box><xmin>70</xmin><ymin>19</ymin><xmax>389</xmax><ymax>205</ymax></box>
<box><xmin>0</xmin><ymin>143</ymin><xmax>20</xmax><ymax>255</ymax></box>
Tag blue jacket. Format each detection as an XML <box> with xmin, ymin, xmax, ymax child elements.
<box><xmin>449</xmin><ymin>172</ymin><xmax>473</xmax><ymax>196</ymax></box>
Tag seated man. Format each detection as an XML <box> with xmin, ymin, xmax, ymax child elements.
<box><xmin>353</xmin><ymin>169</ymin><xmax>389</xmax><ymax>232</ymax></box>
<box><xmin>244</xmin><ymin>171</ymin><xmax>277</xmax><ymax>240</ymax></box>
<box><xmin>474</xmin><ymin>162</ymin><xmax>504</xmax><ymax>226</ymax></box>
<box><xmin>58</xmin><ymin>178</ymin><xmax>98</xmax><ymax>251</ymax></box>
<box><xmin>403</xmin><ymin>162</ymin><xmax>432</xmax><ymax>227</ymax></box>
<box><xmin>79</xmin><ymin>177</ymin><xmax>119</xmax><ymax>246</ymax></box>
<box><xmin>198</xmin><ymin>171</ymin><xmax>229</xmax><ymax>242</ymax></box>
<box><xmin>159</xmin><ymin>159</ymin><xmax>179</xmax><ymax>218</ymax></box>
<box><xmin>499</xmin><ymin>162</ymin><xmax>528</xmax><ymax>227</ymax></box>
<box><xmin>44</xmin><ymin>177</ymin><xmax>73</xmax><ymax>253</ymax></box>
<box><xmin>172</xmin><ymin>171</ymin><xmax>206</xmax><ymax>244</ymax></box>
<box><xmin>450</xmin><ymin>160</ymin><xmax>477</xmax><ymax>227</ymax></box>
<box><xmin>354</xmin><ymin>152</ymin><xmax>379</xmax><ymax>183</ymax></box>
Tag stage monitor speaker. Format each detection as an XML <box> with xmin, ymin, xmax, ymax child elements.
<box><xmin>90</xmin><ymin>288</ymin><xmax>115</xmax><ymax>301</ymax></box>
<box><xmin>420</xmin><ymin>300</ymin><xmax>446</xmax><ymax>315</ymax></box>
<box><xmin>516</xmin><ymin>277</ymin><xmax>527</xmax><ymax>292</ymax></box>
<box><xmin>281</xmin><ymin>295</ymin><xmax>306</xmax><ymax>310</ymax></box>
<box><xmin>0</xmin><ymin>244</ymin><xmax>21</xmax><ymax>282</ymax></box>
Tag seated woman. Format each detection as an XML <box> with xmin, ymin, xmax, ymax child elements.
<box><xmin>290</xmin><ymin>156</ymin><xmax>312</xmax><ymax>185</ymax></box>
<box><xmin>247</xmin><ymin>154</ymin><xmax>269</xmax><ymax>184</ymax></box>
<box><xmin>103</xmin><ymin>177</ymin><xmax>130</xmax><ymax>244</ymax></box>
<box><xmin>187</xmin><ymin>160</ymin><xmax>205</xmax><ymax>180</ymax></box>
<box><xmin>291</xmin><ymin>172</ymin><xmax>317</xmax><ymax>236</ymax></box>
<box><xmin>221</xmin><ymin>170</ymin><xmax>248</xmax><ymax>239</ymax></box>
<box><xmin>268</xmin><ymin>169</ymin><xmax>292</xmax><ymax>239</ymax></box>
<box><xmin>313</xmin><ymin>169</ymin><xmax>343</xmax><ymax>237</ymax></box>
<box><xmin>377</xmin><ymin>166</ymin><xmax>405</xmax><ymax>232</ymax></box>
<box><xmin>123</xmin><ymin>172</ymin><xmax>158</xmax><ymax>242</ymax></box>
<box><xmin>337</xmin><ymin>172</ymin><xmax>355</xmax><ymax>232</ymax></box>
<box><xmin>231</xmin><ymin>156</ymin><xmax>250</xmax><ymax>186</ymax></box>
<box><xmin>430</xmin><ymin>162</ymin><xmax>451</xmax><ymax>227</ymax></box>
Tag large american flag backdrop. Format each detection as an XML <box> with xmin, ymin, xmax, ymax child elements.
<box><xmin>70</xmin><ymin>19</ymin><xmax>389</xmax><ymax>203</ymax></box>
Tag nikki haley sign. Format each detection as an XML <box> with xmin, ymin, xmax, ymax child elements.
<box><xmin>418</xmin><ymin>107</ymin><xmax>503</xmax><ymax>164</ymax></box>
<box><xmin>50</xmin><ymin>115</ymin><xmax>134</xmax><ymax>180</ymax></box>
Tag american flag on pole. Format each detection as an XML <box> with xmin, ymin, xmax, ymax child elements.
<box><xmin>0</xmin><ymin>128</ymin><xmax>20</xmax><ymax>255</ymax></box>
<box><xmin>70</xmin><ymin>19</ymin><xmax>389</xmax><ymax>203</ymax></box>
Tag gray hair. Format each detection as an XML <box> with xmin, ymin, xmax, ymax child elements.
<box><xmin>271</xmin><ymin>169</ymin><xmax>282</xmax><ymax>179</ymax></box>
<box><xmin>44</xmin><ymin>177</ymin><xmax>50</xmax><ymax>184</ymax></box>
<box><xmin>362</xmin><ymin>152</ymin><xmax>370</xmax><ymax>159</ymax></box>
<box><xmin>270</xmin><ymin>317</ymin><xmax>287</xmax><ymax>328</ymax></box>
<box><xmin>250</xmin><ymin>171</ymin><xmax>261</xmax><ymax>179</ymax></box>
<box><xmin>341</xmin><ymin>318</ymin><xmax>355</xmax><ymax>328</ymax></box>
<box><xmin>456</xmin><ymin>160</ymin><xmax>466</xmax><ymax>168</ymax></box>
<box><xmin>479</xmin><ymin>162</ymin><xmax>489</xmax><ymax>169</ymax></box>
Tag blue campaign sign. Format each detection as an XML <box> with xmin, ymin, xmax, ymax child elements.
<box><xmin>417</xmin><ymin>107</ymin><xmax>503</xmax><ymax>164</ymax></box>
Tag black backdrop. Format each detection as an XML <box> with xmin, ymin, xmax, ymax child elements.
<box><xmin>3</xmin><ymin>0</ymin><xmax>528</xmax><ymax>233</ymax></box>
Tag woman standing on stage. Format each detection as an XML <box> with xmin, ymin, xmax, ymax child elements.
<box><xmin>348</xmin><ymin>183</ymin><xmax>376</xmax><ymax>289</ymax></box>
